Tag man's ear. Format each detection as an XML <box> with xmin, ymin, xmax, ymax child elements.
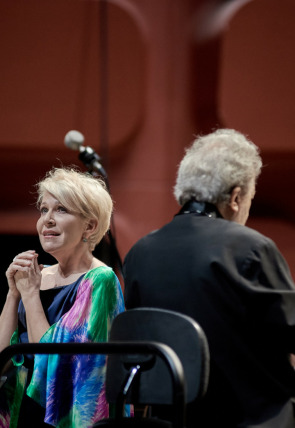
<box><xmin>229</xmin><ymin>186</ymin><xmax>242</xmax><ymax>213</ymax></box>
<box><xmin>217</xmin><ymin>186</ymin><xmax>242</xmax><ymax>221</ymax></box>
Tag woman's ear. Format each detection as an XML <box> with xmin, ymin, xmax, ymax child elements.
<box><xmin>85</xmin><ymin>218</ymin><xmax>98</xmax><ymax>234</ymax></box>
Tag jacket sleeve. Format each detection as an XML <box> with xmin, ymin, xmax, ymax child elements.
<box><xmin>239</xmin><ymin>237</ymin><xmax>295</xmax><ymax>351</ymax></box>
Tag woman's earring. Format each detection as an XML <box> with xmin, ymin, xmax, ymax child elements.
<box><xmin>82</xmin><ymin>237</ymin><xmax>88</xmax><ymax>243</ymax></box>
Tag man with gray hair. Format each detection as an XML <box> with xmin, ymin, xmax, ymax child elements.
<box><xmin>123</xmin><ymin>129</ymin><xmax>295</xmax><ymax>428</ymax></box>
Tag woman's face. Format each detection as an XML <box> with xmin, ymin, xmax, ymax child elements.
<box><xmin>36</xmin><ymin>191</ymin><xmax>87</xmax><ymax>257</ymax></box>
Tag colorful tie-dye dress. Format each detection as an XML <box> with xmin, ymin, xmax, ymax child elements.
<box><xmin>0</xmin><ymin>266</ymin><xmax>125</xmax><ymax>427</ymax></box>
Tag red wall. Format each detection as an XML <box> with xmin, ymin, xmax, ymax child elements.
<box><xmin>1</xmin><ymin>0</ymin><xmax>295</xmax><ymax>277</ymax></box>
<box><xmin>220</xmin><ymin>0</ymin><xmax>295</xmax><ymax>273</ymax></box>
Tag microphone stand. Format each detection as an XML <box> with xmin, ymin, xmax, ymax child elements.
<box><xmin>79</xmin><ymin>148</ymin><xmax>123</xmax><ymax>276</ymax></box>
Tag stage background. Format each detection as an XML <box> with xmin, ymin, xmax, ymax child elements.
<box><xmin>1</xmin><ymin>0</ymin><xmax>295</xmax><ymax>306</ymax></box>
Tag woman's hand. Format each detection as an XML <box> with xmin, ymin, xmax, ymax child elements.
<box><xmin>6</xmin><ymin>250</ymin><xmax>43</xmax><ymax>300</ymax></box>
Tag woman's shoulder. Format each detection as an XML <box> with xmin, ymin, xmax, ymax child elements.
<box><xmin>91</xmin><ymin>258</ymin><xmax>108</xmax><ymax>269</ymax></box>
<box><xmin>85</xmin><ymin>263</ymin><xmax>120</xmax><ymax>289</ymax></box>
<box><xmin>87</xmin><ymin>263</ymin><xmax>114</xmax><ymax>279</ymax></box>
<box><xmin>89</xmin><ymin>258</ymin><xmax>115</xmax><ymax>273</ymax></box>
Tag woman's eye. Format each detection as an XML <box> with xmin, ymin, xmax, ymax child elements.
<box><xmin>40</xmin><ymin>207</ymin><xmax>48</xmax><ymax>214</ymax></box>
<box><xmin>57</xmin><ymin>206</ymin><xmax>67</xmax><ymax>213</ymax></box>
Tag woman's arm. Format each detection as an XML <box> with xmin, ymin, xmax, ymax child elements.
<box><xmin>0</xmin><ymin>256</ymin><xmax>23</xmax><ymax>352</ymax></box>
<box><xmin>12</xmin><ymin>251</ymin><xmax>49</xmax><ymax>343</ymax></box>
<box><xmin>0</xmin><ymin>291</ymin><xmax>20</xmax><ymax>353</ymax></box>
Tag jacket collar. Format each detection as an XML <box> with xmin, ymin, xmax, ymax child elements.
<box><xmin>176</xmin><ymin>199</ymin><xmax>222</xmax><ymax>218</ymax></box>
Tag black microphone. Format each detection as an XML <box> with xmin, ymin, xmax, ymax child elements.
<box><xmin>64</xmin><ymin>130</ymin><xmax>121</xmax><ymax>273</ymax></box>
<box><xmin>64</xmin><ymin>130</ymin><xmax>107</xmax><ymax>179</ymax></box>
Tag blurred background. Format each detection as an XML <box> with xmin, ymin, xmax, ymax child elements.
<box><xmin>1</xmin><ymin>0</ymin><xmax>295</xmax><ymax>306</ymax></box>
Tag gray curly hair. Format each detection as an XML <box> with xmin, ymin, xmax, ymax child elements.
<box><xmin>174</xmin><ymin>129</ymin><xmax>262</xmax><ymax>206</ymax></box>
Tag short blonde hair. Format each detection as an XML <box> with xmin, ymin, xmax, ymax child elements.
<box><xmin>36</xmin><ymin>167</ymin><xmax>113</xmax><ymax>251</ymax></box>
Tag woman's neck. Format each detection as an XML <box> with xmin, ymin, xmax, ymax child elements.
<box><xmin>57</xmin><ymin>255</ymin><xmax>94</xmax><ymax>279</ymax></box>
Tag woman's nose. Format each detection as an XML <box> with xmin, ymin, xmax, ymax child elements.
<box><xmin>44</xmin><ymin>211</ymin><xmax>55</xmax><ymax>225</ymax></box>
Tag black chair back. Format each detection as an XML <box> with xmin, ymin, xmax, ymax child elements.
<box><xmin>106</xmin><ymin>307</ymin><xmax>209</xmax><ymax>407</ymax></box>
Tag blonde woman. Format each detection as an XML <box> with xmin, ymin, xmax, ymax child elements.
<box><xmin>0</xmin><ymin>167</ymin><xmax>125</xmax><ymax>427</ymax></box>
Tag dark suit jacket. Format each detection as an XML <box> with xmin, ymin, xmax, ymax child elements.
<box><xmin>124</xmin><ymin>212</ymin><xmax>295</xmax><ymax>428</ymax></box>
